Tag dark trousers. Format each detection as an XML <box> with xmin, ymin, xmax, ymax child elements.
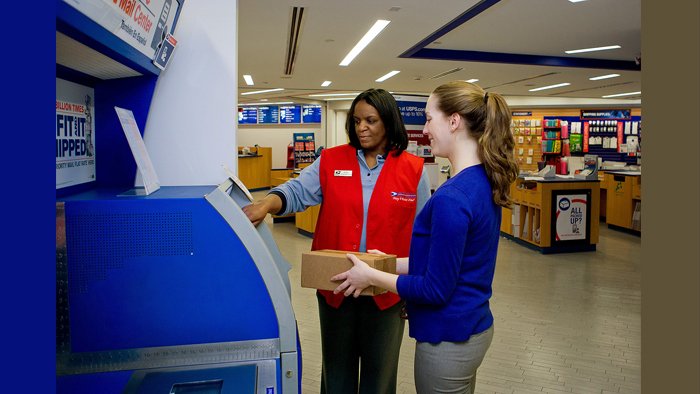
<box><xmin>317</xmin><ymin>291</ymin><xmax>406</xmax><ymax>394</ymax></box>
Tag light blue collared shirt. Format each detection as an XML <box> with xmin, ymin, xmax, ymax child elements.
<box><xmin>271</xmin><ymin>149</ymin><xmax>431</xmax><ymax>252</ymax></box>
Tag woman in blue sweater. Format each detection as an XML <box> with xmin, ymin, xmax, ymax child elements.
<box><xmin>332</xmin><ymin>81</ymin><xmax>519</xmax><ymax>394</ymax></box>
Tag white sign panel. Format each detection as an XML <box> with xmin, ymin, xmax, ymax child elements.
<box><xmin>63</xmin><ymin>0</ymin><xmax>180</xmax><ymax>60</ymax></box>
<box><xmin>555</xmin><ymin>194</ymin><xmax>588</xmax><ymax>241</ymax></box>
<box><xmin>115</xmin><ymin>107</ymin><xmax>160</xmax><ymax>195</ymax></box>
<box><xmin>56</xmin><ymin>93</ymin><xmax>96</xmax><ymax>189</ymax></box>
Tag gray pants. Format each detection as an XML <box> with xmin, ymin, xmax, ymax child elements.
<box><xmin>414</xmin><ymin>325</ymin><xmax>494</xmax><ymax>394</ymax></box>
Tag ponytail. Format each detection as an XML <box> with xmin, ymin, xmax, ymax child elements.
<box><xmin>432</xmin><ymin>81</ymin><xmax>519</xmax><ymax>208</ymax></box>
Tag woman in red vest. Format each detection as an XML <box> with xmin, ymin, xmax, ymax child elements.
<box><xmin>332</xmin><ymin>81</ymin><xmax>519</xmax><ymax>394</ymax></box>
<box><xmin>243</xmin><ymin>88</ymin><xmax>431</xmax><ymax>394</ymax></box>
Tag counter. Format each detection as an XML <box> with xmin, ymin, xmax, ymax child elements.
<box><xmin>501</xmin><ymin>177</ymin><xmax>600</xmax><ymax>253</ymax></box>
<box><xmin>600</xmin><ymin>170</ymin><xmax>641</xmax><ymax>233</ymax></box>
<box><xmin>237</xmin><ymin>147</ymin><xmax>272</xmax><ymax>191</ymax></box>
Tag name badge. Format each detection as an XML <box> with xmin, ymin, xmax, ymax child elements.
<box><xmin>334</xmin><ymin>170</ymin><xmax>352</xmax><ymax>177</ymax></box>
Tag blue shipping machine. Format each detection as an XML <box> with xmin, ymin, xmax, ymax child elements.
<box><xmin>56</xmin><ymin>180</ymin><xmax>301</xmax><ymax>394</ymax></box>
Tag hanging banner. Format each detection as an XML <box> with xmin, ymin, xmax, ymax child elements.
<box><xmin>63</xmin><ymin>0</ymin><xmax>181</xmax><ymax>60</ymax></box>
<box><xmin>580</xmin><ymin>109</ymin><xmax>631</xmax><ymax>120</ymax></box>
<box><xmin>56</xmin><ymin>94</ymin><xmax>96</xmax><ymax>189</ymax></box>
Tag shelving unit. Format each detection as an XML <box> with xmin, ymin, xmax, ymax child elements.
<box><xmin>293</xmin><ymin>132</ymin><xmax>315</xmax><ymax>167</ymax></box>
<box><xmin>511</xmin><ymin>117</ymin><xmax>543</xmax><ymax>173</ymax></box>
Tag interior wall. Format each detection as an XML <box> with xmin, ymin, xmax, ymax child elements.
<box><xmin>238</xmin><ymin>125</ymin><xmax>325</xmax><ymax>169</ymax></box>
<box><xmin>140</xmin><ymin>0</ymin><xmax>239</xmax><ymax>186</ymax></box>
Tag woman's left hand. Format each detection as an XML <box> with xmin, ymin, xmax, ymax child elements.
<box><xmin>331</xmin><ymin>254</ymin><xmax>374</xmax><ymax>298</ymax></box>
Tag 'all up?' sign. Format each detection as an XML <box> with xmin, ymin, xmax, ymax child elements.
<box><xmin>555</xmin><ymin>194</ymin><xmax>588</xmax><ymax>241</ymax></box>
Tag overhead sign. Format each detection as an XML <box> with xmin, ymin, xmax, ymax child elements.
<box><xmin>280</xmin><ymin>105</ymin><xmax>302</xmax><ymax>124</ymax></box>
<box><xmin>580</xmin><ymin>109</ymin><xmax>631</xmax><ymax>120</ymax></box>
<box><xmin>63</xmin><ymin>0</ymin><xmax>181</xmax><ymax>60</ymax></box>
<box><xmin>303</xmin><ymin>105</ymin><xmax>322</xmax><ymax>123</ymax></box>
<box><xmin>258</xmin><ymin>106</ymin><xmax>280</xmax><ymax>124</ymax></box>
<box><xmin>394</xmin><ymin>95</ymin><xmax>428</xmax><ymax>125</ymax></box>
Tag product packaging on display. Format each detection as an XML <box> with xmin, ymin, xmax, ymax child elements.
<box><xmin>301</xmin><ymin>250</ymin><xmax>397</xmax><ymax>295</ymax></box>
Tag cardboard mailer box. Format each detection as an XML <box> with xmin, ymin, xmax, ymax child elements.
<box><xmin>301</xmin><ymin>250</ymin><xmax>397</xmax><ymax>296</ymax></box>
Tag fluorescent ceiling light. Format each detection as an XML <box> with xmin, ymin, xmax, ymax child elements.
<box><xmin>240</xmin><ymin>88</ymin><xmax>284</xmax><ymax>96</ymax></box>
<box><xmin>322</xmin><ymin>81</ymin><xmax>332</xmax><ymax>87</ymax></box>
<box><xmin>376</xmin><ymin>70</ymin><xmax>400</xmax><ymax>82</ymax></box>
<box><xmin>340</xmin><ymin>20</ymin><xmax>391</xmax><ymax>66</ymax></box>
<box><xmin>238</xmin><ymin>102</ymin><xmax>294</xmax><ymax>106</ymax></box>
<box><xmin>529</xmin><ymin>83</ymin><xmax>570</xmax><ymax>92</ymax></box>
<box><xmin>243</xmin><ymin>75</ymin><xmax>254</xmax><ymax>85</ymax></box>
<box><xmin>565</xmin><ymin>45</ymin><xmax>621</xmax><ymax>54</ymax></box>
<box><xmin>589</xmin><ymin>74</ymin><xmax>620</xmax><ymax>81</ymax></box>
<box><xmin>466</xmin><ymin>79</ymin><xmax>479</xmax><ymax>83</ymax></box>
<box><xmin>602</xmin><ymin>91</ymin><xmax>641</xmax><ymax>98</ymax></box>
<box><xmin>324</xmin><ymin>98</ymin><xmax>356</xmax><ymax>101</ymax></box>
<box><xmin>309</xmin><ymin>93</ymin><xmax>359</xmax><ymax>97</ymax></box>
<box><xmin>569</xmin><ymin>0</ymin><xmax>588</xmax><ymax>2</ymax></box>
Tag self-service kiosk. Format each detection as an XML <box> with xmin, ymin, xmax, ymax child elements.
<box><xmin>56</xmin><ymin>179</ymin><xmax>300</xmax><ymax>394</ymax></box>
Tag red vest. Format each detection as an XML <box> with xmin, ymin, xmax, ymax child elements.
<box><xmin>312</xmin><ymin>144</ymin><xmax>424</xmax><ymax>310</ymax></box>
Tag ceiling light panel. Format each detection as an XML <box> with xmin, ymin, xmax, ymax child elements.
<box><xmin>589</xmin><ymin>74</ymin><xmax>620</xmax><ymax>81</ymax></box>
<box><xmin>376</xmin><ymin>71</ymin><xmax>400</xmax><ymax>82</ymax></box>
<box><xmin>529</xmin><ymin>83</ymin><xmax>571</xmax><ymax>92</ymax></box>
<box><xmin>602</xmin><ymin>91</ymin><xmax>641</xmax><ymax>98</ymax></box>
<box><xmin>565</xmin><ymin>45</ymin><xmax>621</xmax><ymax>54</ymax></box>
<box><xmin>243</xmin><ymin>75</ymin><xmax>254</xmax><ymax>85</ymax></box>
<box><xmin>321</xmin><ymin>81</ymin><xmax>331</xmax><ymax>87</ymax></box>
<box><xmin>340</xmin><ymin>20</ymin><xmax>391</xmax><ymax>66</ymax></box>
<box><xmin>240</xmin><ymin>88</ymin><xmax>285</xmax><ymax>95</ymax></box>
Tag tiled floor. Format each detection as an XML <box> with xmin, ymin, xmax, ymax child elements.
<box><xmin>253</xmin><ymin>191</ymin><xmax>642</xmax><ymax>394</ymax></box>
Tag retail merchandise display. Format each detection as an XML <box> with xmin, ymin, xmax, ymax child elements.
<box><xmin>510</xmin><ymin>117</ymin><xmax>542</xmax><ymax>173</ymax></box>
<box><xmin>292</xmin><ymin>132</ymin><xmax>316</xmax><ymax>167</ymax></box>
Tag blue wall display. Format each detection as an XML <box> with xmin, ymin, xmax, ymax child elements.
<box><xmin>280</xmin><ymin>105</ymin><xmax>302</xmax><ymax>124</ymax></box>
<box><xmin>258</xmin><ymin>106</ymin><xmax>280</xmax><ymax>124</ymax></box>
<box><xmin>238</xmin><ymin>107</ymin><xmax>258</xmax><ymax>124</ymax></box>
<box><xmin>303</xmin><ymin>105</ymin><xmax>322</xmax><ymax>123</ymax></box>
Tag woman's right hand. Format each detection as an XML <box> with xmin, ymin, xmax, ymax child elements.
<box><xmin>367</xmin><ymin>249</ymin><xmax>386</xmax><ymax>255</ymax></box>
<box><xmin>241</xmin><ymin>194</ymin><xmax>282</xmax><ymax>227</ymax></box>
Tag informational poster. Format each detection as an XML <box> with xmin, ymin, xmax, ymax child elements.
<box><xmin>258</xmin><ymin>106</ymin><xmax>280</xmax><ymax>124</ymax></box>
<box><xmin>63</xmin><ymin>0</ymin><xmax>181</xmax><ymax>59</ymax></box>
<box><xmin>280</xmin><ymin>105</ymin><xmax>302</xmax><ymax>124</ymax></box>
<box><xmin>394</xmin><ymin>95</ymin><xmax>428</xmax><ymax>125</ymax></box>
<box><xmin>56</xmin><ymin>79</ymin><xmax>96</xmax><ymax>189</ymax></box>
<box><xmin>553</xmin><ymin>191</ymin><xmax>590</xmax><ymax>243</ymax></box>
<box><xmin>303</xmin><ymin>105</ymin><xmax>322</xmax><ymax>123</ymax></box>
<box><xmin>238</xmin><ymin>107</ymin><xmax>257</xmax><ymax>124</ymax></box>
<box><xmin>115</xmin><ymin>107</ymin><xmax>160</xmax><ymax>195</ymax></box>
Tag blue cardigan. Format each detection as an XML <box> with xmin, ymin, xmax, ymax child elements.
<box><xmin>396</xmin><ymin>164</ymin><xmax>500</xmax><ymax>343</ymax></box>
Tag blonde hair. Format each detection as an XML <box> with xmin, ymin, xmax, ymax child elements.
<box><xmin>432</xmin><ymin>81</ymin><xmax>519</xmax><ymax>208</ymax></box>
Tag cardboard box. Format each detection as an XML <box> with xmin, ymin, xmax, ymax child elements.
<box><xmin>301</xmin><ymin>250</ymin><xmax>397</xmax><ymax>296</ymax></box>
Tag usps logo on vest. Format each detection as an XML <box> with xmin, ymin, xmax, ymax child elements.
<box><xmin>391</xmin><ymin>192</ymin><xmax>417</xmax><ymax>202</ymax></box>
<box><xmin>334</xmin><ymin>170</ymin><xmax>352</xmax><ymax>177</ymax></box>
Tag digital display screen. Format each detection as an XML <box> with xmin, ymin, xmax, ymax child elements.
<box><xmin>280</xmin><ymin>105</ymin><xmax>302</xmax><ymax>124</ymax></box>
<box><xmin>257</xmin><ymin>106</ymin><xmax>279</xmax><ymax>124</ymax></box>
<box><xmin>303</xmin><ymin>105</ymin><xmax>322</xmax><ymax>123</ymax></box>
<box><xmin>238</xmin><ymin>107</ymin><xmax>258</xmax><ymax>124</ymax></box>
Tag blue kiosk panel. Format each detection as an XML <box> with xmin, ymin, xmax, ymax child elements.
<box><xmin>61</xmin><ymin>187</ymin><xmax>279</xmax><ymax>352</ymax></box>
